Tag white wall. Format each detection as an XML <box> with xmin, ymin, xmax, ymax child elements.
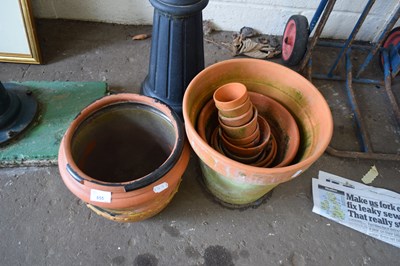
<box><xmin>32</xmin><ymin>0</ymin><xmax>400</xmax><ymax>41</ymax></box>
<box><xmin>32</xmin><ymin>0</ymin><xmax>154</xmax><ymax>24</ymax></box>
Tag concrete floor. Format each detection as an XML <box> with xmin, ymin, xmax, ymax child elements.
<box><xmin>1</xmin><ymin>20</ymin><xmax>400</xmax><ymax>266</ymax></box>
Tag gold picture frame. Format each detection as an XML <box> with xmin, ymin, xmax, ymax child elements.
<box><xmin>0</xmin><ymin>0</ymin><xmax>41</xmax><ymax>64</ymax></box>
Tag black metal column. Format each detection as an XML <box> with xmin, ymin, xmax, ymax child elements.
<box><xmin>142</xmin><ymin>0</ymin><xmax>209</xmax><ymax>116</ymax></box>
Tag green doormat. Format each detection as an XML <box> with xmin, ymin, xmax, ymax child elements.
<box><xmin>0</xmin><ymin>81</ymin><xmax>108</xmax><ymax>167</ymax></box>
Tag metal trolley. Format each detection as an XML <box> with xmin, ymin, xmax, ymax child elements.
<box><xmin>282</xmin><ymin>0</ymin><xmax>400</xmax><ymax>161</ymax></box>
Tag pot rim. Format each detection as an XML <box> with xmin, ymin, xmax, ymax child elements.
<box><xmin>63</xmin><ymin>93</ymin><xmax>186</xmax><ymax>192</ymax></box>
<box><xmin>220</xmin><ymin>115</ymin><xmax>270</xmax><ymax>155</ymax></box>
<box><xmin>183</xmin><ymin>58</ymin><xmax>333</xmax><ymax>176</ymax></box>
<box><xmin>219</xmin><ymin>107</ymin><xmax>258</xmax><ymax>138</ymax></box>
<box><xmin>218</xmin><ymin>96</ymin><xmax>252</xmax><ymax>118</ymax></box>
<box><xmin>218</xmin><ymin>102</ymin><xmax>253</xmax><ymax>126</ymax></box>
<box><xmin>213</xmin><ymin>82</ymin><xmax>248</xmax><ymax>110</ymax></box>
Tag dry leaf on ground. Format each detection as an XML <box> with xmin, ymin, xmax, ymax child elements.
<box><xmin>132</xmin><ymin>33</ymin><xmax>151</xmax><ymax>40</ymax></box>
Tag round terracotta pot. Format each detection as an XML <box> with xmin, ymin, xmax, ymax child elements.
<box><xmin>219</xmin><ymin>97</ymin><xmax>252</xmax><ymax>118</ymax></box>
<box><xmin>213</xmin><ymin>82</ymin><xmax>248</xmax><ymax>110</ymax></box>
<box><xmin>219</xmin><ymin>107</ymin><xmax>258</xmax><ymax>139</ymax></box>
<box><xmin>240</xmin><ymin>115</ymin><xmax>270</xmax><ymax>148</ymax></box>
<box><xmin>183</xmin><ymin>58</ymin><xmax>333</xmax><ymax>206</ymax></box>
<box><xmin>58</xmin><ymin>93</ymin><xmax>190</xmax><ymax>222</ymax></box>
<box><xmin>220</xmin><ymin>116</ymin><xmax>270</xmax><ymax>158</ymax></box>
<box><xmin>251</xmin><ymin>136</ymin><xmax>277</xmax><ymax>167</ymax></box>
<box><xmin>221</xmin><ymin>125</ymin><xmax>260</xmax><ymax>147</ymax></box>
<box><xmin>218</xmin><ymin>103</ymin><xmax>254</xmax><ymax>127</ymax></box>
<box><xmin>248</xmin><ymin>92</ymin><xmax>300</xmax><ymax>167</ymax></box>
<box><xmin>211</xmin><ymin>127</ymin><xmax>261</xmax><ymax>164</ymax></box>
<box><xmin>221</xmin><ymin>144</ymin><xmax>262</xmax><ymax>164</ymax></box>
<box><xmin>197</xmin><ymin>98</ymin><xmax>219</xmax><ymax>143</ymax></box>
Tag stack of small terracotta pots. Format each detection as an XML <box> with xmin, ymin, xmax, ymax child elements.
<box><xmin>211</xmin><ymin>82</ymin><xmax>276</xmax><ymax>167</ymax></box>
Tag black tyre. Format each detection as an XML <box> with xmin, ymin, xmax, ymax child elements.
<box><xmin>282</xmin><ymin>15</ymin><xmax>309</xmax><ymax>66</ymax></box>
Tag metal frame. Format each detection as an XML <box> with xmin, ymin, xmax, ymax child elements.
<box><xmin>299</xmin><ymin>0</ymin><xmax>400</xmax><ymax>161</ymax></box>
<box><xmin>0</xmin><ymin>0</ymin><xmax>41</xmax><ymax>64</ymax></box>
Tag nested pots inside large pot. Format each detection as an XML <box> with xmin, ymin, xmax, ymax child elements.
<box><xmin>58</xmin><ymin>93</ymin><xmax>190</xmax><ymax>222</ymax></box>
<box><xmin>183</xmin><ymin>59</ymin><xmax>333</xmax><ymax>207</ymax></box>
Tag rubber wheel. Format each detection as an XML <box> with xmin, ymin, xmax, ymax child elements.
<box><xmin>282</xmin><ymin>15</ymin><xmax>309</xmax><ymax>66</ymax></box>
<box><xmin>379</xmin><ymin>27</ymin><xmax>400</xmax><ymax>73</ymax></box>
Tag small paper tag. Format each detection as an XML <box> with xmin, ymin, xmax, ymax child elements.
<box><xmin>90</xmin><ymin>189</ymin><xmax>112</xmax><ymax>203</ymax></box>
<box><xmin>153</xmin><ymin>182</ymin><xmax>168</xmax><ymax>193</ymax></box>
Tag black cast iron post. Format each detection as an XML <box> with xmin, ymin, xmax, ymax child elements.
<box><xmin>0</xmin><ymin>82</ymin><xmax>19</xmax><ymax>129</ymax></box>
<box><xmin>0</xmin><ymin>82</ymin><xmax>38</xmax><ymax>145</ymax></box>
<box><xmin>142</xmin><ymin>0</ymin><xmax>209</xmax><ymax>116</ymax></box>
<box><xmin>0</xmin><ymin>82</ymin><xmax>11</xmax><ymax>115</ymax></box>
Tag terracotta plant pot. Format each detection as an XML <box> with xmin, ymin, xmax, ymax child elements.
<box><xmin>183</xmin><ymin>58</ymin><xmax>333</xmax><ymax>206</ymax></box>
<box><xmin>219</xmin><ymin>97</ymin><xmax>252</xmax><ymax>118</ymax></box>
<box><xmin>241</xmin><ymin>115</ymin><xmax>270</xmax><ymax>148</ymax></box>
<box><xmin>248</xmin><ymin>92</ymin><xmax>300</xmax><ymax>167</ymax></box>
<box><xmin>213</xmin><ymin>82</ymin><xmax>248</xmax><ymax>110</ymax></box>
<box><xmin>251</xmin><ymin>136</ymin><xmax>277</xmax><ymax>167</ymax></box>
<box><xmin>221</xmin><ymin>143</ymin><xmax>263</xmax><ymax>164</ymax></box>
<box><xmin>197</xmin><ymin>98</ymin><xmax>219</xmax><ymax>143</ymax></box>
<box><xmin>220</xmin><ymin>116</ymin><xmax>270</xmax><ymax>158</ymax></box>
<box><xmin>218</xmin><ymin>104</ymin><xmax>254</xmax><ymax>127</ymax></box>
<box><xmin>58</xmin><ymin>93</ymin><xmax>190</xmax><ymax>222</ymax></box>
<box><xmin>211</xmin><ymin>127</ymin><xmax>261</xmax><ymax>164</ymax></box>
<box><xmin>219</xmin><ymin>107</ymin><xmax>258</xmax><ymax>139</ymax></box>
<box><xmin>220</xmin><ymin>125</ymin><xmax>260</xmax><ymax>147</ymax></box>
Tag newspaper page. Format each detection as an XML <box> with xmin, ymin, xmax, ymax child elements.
<box><xmin>312</xmin><ymin>172</ymin><xmax>400</xmax><ymax>248</ymax></box>
<box><xmin>318</xmin><ymin>171</ymin><xmax>400</xmax><ymax>200</ymax></box>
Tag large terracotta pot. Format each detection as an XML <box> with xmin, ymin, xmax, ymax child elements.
<box><xmin>182</xmin><ymin>59</ymin><xmax>333</xmax><ymax>206</ymax></box>
<box><xmin>58</xmin><ymin>93</ymin><xmax>190</xmax><ymax>222</ymax></box>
